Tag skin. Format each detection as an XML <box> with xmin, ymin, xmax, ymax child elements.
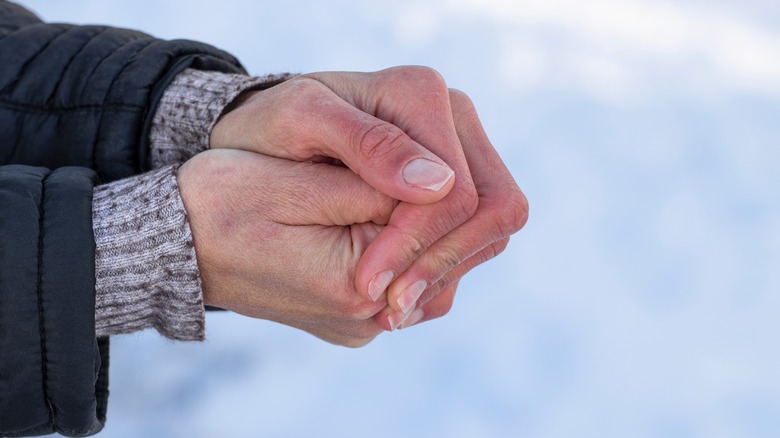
<box><xmin>206</xmin><ymin>66</ymin><xmax>529</xmax><ymax>337</ymax></box>
<box><xmin>372</xmin><ymin>88</ymin><xmax>528</xmax><ymax>329</ymax></box>
<box><xmin>177</xmin><ymin>149</ymin><xmax>397</xmax><ymax>347</ymax></box>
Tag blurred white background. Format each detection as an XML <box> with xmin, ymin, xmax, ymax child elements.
<box><xmin>23</xmin><ymin>0</ymin><xmax>780</xmax><ymax>436</ymax></box>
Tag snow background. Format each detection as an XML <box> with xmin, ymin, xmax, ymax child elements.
<box><xmin>22</xmin><ymin>0</ymin><xmax>780</xmax><ymax>436</ymax></box>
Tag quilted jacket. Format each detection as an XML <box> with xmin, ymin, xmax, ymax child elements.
<box><xmin>0</xmin><ymin>2</ymin><xmax>245</xmax><ymax>435</ymax></box>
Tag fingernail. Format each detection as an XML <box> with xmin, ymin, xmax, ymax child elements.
<box><xmin>388</xmin><ymin>310</ymin><xmax>411</xmax><ymax>331</ymax></box>
<box><xmin>399</xmin><ymin>309</ymin><xmax>425</xmax><ymax>329</ymax></box>
<box><xmin>402</xmin><ymin>158</ymin><xmax>454</xmax><ymax>191</ymax></box>
<box><xmin>398</xmin><ymin>280</ymin><xmax>427</xmax><ymax>314</ymax></box>
<box><xmin>368</xmin><ymin>270</ymin><xmax>394</xmax><ymax>302</ymax></box>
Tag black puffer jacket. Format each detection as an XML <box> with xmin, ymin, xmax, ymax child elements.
<box><xmin>0</xmin><ymin>2</ymin><xmax>245</xmax><ymax>436</ymax></box>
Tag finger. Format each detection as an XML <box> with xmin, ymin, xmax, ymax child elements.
<box><xmin>375</xmin><ymin>281</ymin><xmax>459</xmax><ymax>331</ymax></box>
<box><xmin>213</xmin><ymin>149</ymin><xmax>398</xmax><ymax>227</ymax></box>
<box><xmin>406</xmin><ymin>281</ymin><xmax>459</xmax><ymax>329</ymax></box>
<box><xmin>377</xmin><ymin>238</ymin><xmax>507</xmax><ymax>330</ymax></box>
<box><xmin>416</xmin><ymin>238</ymin><xmax>509</xmax><ymax>309</ymax></box>
<box><xmin>212</xmin><ymin>77</ymin><xmax>455</xmax><ymax>205</ymax></box>
<box><xmin>213</xmin><ymin>70</ymin><xmax>477</xmax><ymax>305</ymax></box>
<box><xmin>368</xmin><ymin>89</ymin><xmax>528</xmax><ymax>314</ymax></box>
<box><xmin>312</xmin><ymin>69</ymin><xmax>483</xmax><ymax>303</ymax></box>
<box><xmin>272</xmin><ymin>161</ymin><xmax>399</xmax><ymax>227</ymax></box>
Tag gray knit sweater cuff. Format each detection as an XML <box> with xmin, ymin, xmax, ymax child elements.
<box><xmin>93</xmin><ymin>69</ymin><xmax>294</xmax><ymax>340</ymax></box>
<box><xmin>148</xmin><ymin>68</ymin><xmax>294</xmax><ymax>168</ymax></box>
<box><xmin>93</xmin><ymin>166</ymin><xmax>204</xmax><ymax>341</ymax></box>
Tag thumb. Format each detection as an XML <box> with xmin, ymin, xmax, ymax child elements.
<box><xmin>260</xmin><ymin>157</ymin><xmax>399</xmax><ymax>227</ymax></box>
<box><xmin>212</xmin><ymin>77</ymin><xmax>455</xmax><ymax>205</ymax></box>
<box><xmin>300</xmin><ymin>91</ymin><xmax>456</xmax><ymax>205</ymax></box>
<box><xmin>326</xmin><ymin>105</ymin><xmax>455</xmax><ymax>204</ymax></box>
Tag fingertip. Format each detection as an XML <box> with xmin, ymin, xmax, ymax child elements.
<box><xmin>387</xmin><ymin>308</ymin><xmax>412</xmax><ymax>331</ymax></box>
<box><xmin>396</xmin><ymin>280</ymin><xmax>427</xmax><ymax>314</ymax></box>
<box><xmin>335</xmin><ymin>111</ymin><xmax>455</xmax><ymax>205</ymax></box>
<box><xmin>398</xmin><ymin>309</ymin><xmax>425</xmax><ymax>330</ymax></box>
<box><xmin>367</xmin><ymin>270</ymin><xmax>394</xmax><ymax>302</ymax></box>
<box><xmin>374</xmin><ymin>308</ymin><xmax>394</xmax><ymax>332</ymax></box>
<box><xmin>351</xmin><ymin>156</ymin><xmax>455</xmax><ymax>206</ymax></box>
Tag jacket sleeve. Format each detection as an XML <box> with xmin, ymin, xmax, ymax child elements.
<box><xmin>0</xmin><ymin>1</ymin><xmax>250</xmax><ymax>436</ymax></box>
<box><xmin>0</xmin><ymin>164</ymin><xmax>107</xmax><ymax>437</ymax></box>
<box><xmin>0</xmin><ymin>0</ymin><xmax>247</xmax><ymax>182</ymax></box>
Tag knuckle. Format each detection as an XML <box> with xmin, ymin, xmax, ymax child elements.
<box><xmin>403</xmin><ymin>229</ymin><xmax>429</xmax><ymax>260</ymax></box>
<box><xmin>439</xmin><ymin>245</ymin><xmax>466</xmax><ymax>273</ymax></box>
<box><xmin>472</xmin><ymin>238</ymin><xmax>509</xmax><ymax>267</ymax></box>
<box><xmin>274</xmin><ymin>77</ymin><xmax>323</xmax><ymax>114</ymax></box>
<box><xmin>489</xmin><ymin>238</ymin><xmax>510</xmax><ymax>258</ymax></box>
<box><xmin>350</xmin><ymin>121</ymin><xmax>408</xmax><ymax>165</ymax></box>
<box><xmin>394</xmin><ymin>183</ymin><xmax>479</xmax><ymax>256</ymax></box>
<box><xmin>446</xmin><ymin>181</ymin><xmax>480</xmax><ymax>224</ymax></box>
<box><xmin>390</xmin><ymin>65</ymin><xmax>446</xmax><ymax>84</ymax></box>
<box><xmin>386</xmin><ymin>223</ymin><xmax>429</xmax><ymax>261</ymax></box>
<box><xmin>283</xmin><ymin>76</ymin><xmax>327</xmax><ymax>99</ymax></box>
<box><xmin>383</xmin><ymin>66</ymin><xmax>449</xmax><ymax>100</ymax></box>
<box><xmin>428</xmin><ymin>245</ymin><xmax>467</xmax><ymax>282</ymax></box>
<box><xmin>263</xmin><ymin>77</ymin><xmax>333</xmax><ymax>155</ymax></box>
<box><xmin>448</xmin><ymin>88</ymin><xmax>477</xmax><ymax>120</ymax></box>
<box><xmin>448</xmin><ymin>88</ymin><xmax>472</xmax><ymax>106</ymax></box>
<box><xmin>498</xmin><ymin>188</ymin><xmax>529</xmax><ymax>235</ymax></box>
<box><xmin>411</xmin><ymin>66</ymin><xmax>447</xmax><ymax>86</ymax></box>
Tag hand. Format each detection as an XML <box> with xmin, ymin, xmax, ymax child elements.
<box><xmin>365</xmin><ymin>88</ymin><xmax>529</xmax><ymax>330</ymax></box>
<box><xmin>211</xmin><ymin>66</ymin><xmax>528</xmax><ymax>330</ymax></box>
<box><xmin>211</xmin><ymin>71</ymin><xmax>456</xmax><ymax>206</ymax></box>
<box><xmin>177</xmin><ymin>148</ymin><xmax>397</xmax><ymax>347</ymax></box>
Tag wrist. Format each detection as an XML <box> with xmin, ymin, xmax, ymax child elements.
<box><xmin>149</xmin><ymin>69</ymin><xmax>294</xmax><ymax>168</ymax></box>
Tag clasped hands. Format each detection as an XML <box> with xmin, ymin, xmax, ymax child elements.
<box><xmin>177</xmin><ymin>66</ymin><xmax>528</xmax><ymax>347</ymax></box>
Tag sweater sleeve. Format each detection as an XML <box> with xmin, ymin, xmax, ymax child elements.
<box><xmin>92</xmin><ymin>165</ymin><xmax>205</xmax><ymax>340</ymax></box>
<box><xmin>0</xmin><ymin>1</ymin><xmax>284</xmax><ymax>434</ymax></box>
<box><xmin>92</xmin><ymin>69</ymin><xmax>294</xmax><ymax>339</ymax></box>
<box><xmin>148</xmin><ymin>68</ymin><xmax>294</xmax><ymax>168</ymax></box>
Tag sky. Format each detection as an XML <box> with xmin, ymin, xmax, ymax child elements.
<box><xmin>21</xmin><ymin>0</ymin><xmax>780</xmax><ymax>437</ymax></box>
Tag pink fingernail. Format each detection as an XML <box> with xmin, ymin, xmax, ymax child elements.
<box><xmin>399</xmin><ymin>309</ymin><xmax>425</xmax><ymax>329</ymax></box>
<box><xmin>398</xmin><ymin>280</ymin><xmax>427</xmax><ymax>314</ymax></box>
<box><xmin>388</xmin><ymin>310</ymin><xmax>410</xmax><ymax>331</ymax></box>
<box><xmin>368</xmin><ymin>270</ymin><xmax>394</xmax><ymax>302</ymax></box>
<box><xmin>402</xmin><ymin>158</ymin><xmax>454</xmax><ymax>191</ymax></box>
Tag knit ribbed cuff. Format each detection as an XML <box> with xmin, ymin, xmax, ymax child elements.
<box><xmin>92</xmin><ymin>166</ymin><xmax>204</xmax><ymax>341</ymax></box>
<box><xmin>148</xmin><ymin>68</ymin><xmax>295</xmax><ymax>168</ymax></box>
